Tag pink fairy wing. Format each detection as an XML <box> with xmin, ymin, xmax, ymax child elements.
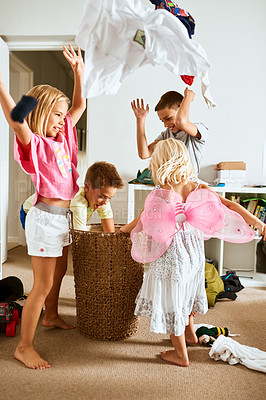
<box><xmin>131</xmin><ymin>188</ymin><xmax>181</xmax><ymax>263</ymax></box>
<box><xmin>184</xmin><ymin>189</ymin><xmax>255</xmax><ymax>242</ymax></box>
<box><xmin>130</xmin><ymin>219</ymin><xmax>172</xmax><ymax>263</ymax></box>
<box><xmin>212</xmin><ymin>204</ymin><xmax>255</xmax><ymax>243</ymax></box>
<box><xmin>141</xmin><ymin>188</ymin><xmax>181</xmax><ymax>242</ymax></box>
<box><xmin>131</xmin><ymin>187</ymin><xmax>255</xmax><ymax>263</ymax></box>
<box><xmin>184</xmin><ymin>189</ymin><xmax>225</xmax><ymax>237</ymax></box>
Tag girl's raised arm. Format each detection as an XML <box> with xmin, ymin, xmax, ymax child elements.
<box><xmin>0</xmin><ymin>72</ymin><xmax>32</xmax><ymax>146</ymax></box>
<box><xmin>219</xmin><ymin>195</ymin><xmax>266</xmax><ymax>240</ymax></box>
<box><xmin>63</xmin><ymin>45</ymin><xmax>86</xmax><ymax>127</ymax></box>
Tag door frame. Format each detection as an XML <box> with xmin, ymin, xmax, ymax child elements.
<box><xmin>0</xmin><ymin>38</ymin><xmax>9</xmax><ymax>278</ymax></box>
<box><xmin>5</xmin><ymin>37</ymin><xmax>76</xmax><ymax>52</ymax></box>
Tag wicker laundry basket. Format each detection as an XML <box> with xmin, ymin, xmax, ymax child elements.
<box><xmin>71</xmin><ymin>225</ymin><xmax>144</xmax><ymax>341</ymax></box>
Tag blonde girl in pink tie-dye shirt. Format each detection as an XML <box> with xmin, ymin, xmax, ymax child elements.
<box><xmin>0</xmin><ymin>45</ymin><xmax>86</xmax><ymax>370</ymax></box>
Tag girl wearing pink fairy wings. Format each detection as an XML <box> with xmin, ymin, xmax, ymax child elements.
<box><xmin>0</xmin><ymin>45</ymin><xmax>86</xmax><ymax>369</ymax></box>
<box><xmin>121</xmin><ymin>138</ymin><xmax>265</xmax><ymax>367</ymax></box>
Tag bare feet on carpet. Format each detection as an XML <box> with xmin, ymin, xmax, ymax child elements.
<box><xmin>42</xmin><ymin>315</ymin><xmax>76</xmax><ymax>330</ymax></box>
<box><xmin>161</xmin><ymin>350</ymin><xmax>189</xmax><ymax>367</ymax></box>
<box><xmin>185</xmin><ymin>325</ymin><xmax>198</xmax><ymax>345</ymax></box>
<box><xmin>14</xmin><ymin>345</ymin><xmax>51</xmax><ymax>369</ymax></box>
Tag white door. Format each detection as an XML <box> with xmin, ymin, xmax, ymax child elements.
<box><xmin>0</xmin><ymin>38</ymin><xmax>9</xmax><ymax>278</ymax></box>
<box><xmin>9</xmin><ymin>54</ymin><xmax>33</xmax><ymax>247</ymax></box>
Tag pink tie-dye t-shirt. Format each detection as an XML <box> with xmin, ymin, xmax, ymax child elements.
<box><xmin>14</xmin><ymin>112</ymin><xmax>79</xmax><ymax>204</ymax></box>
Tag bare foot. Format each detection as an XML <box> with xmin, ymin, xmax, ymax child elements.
<box><xmin>191</xmin><ymin>311</ymin><xmax>198</xmax><ymax>317</ymax></box>
<box><xmin>42</xmin><ymin>315</ymin><xmax>75</xmax><ymax>330</ymax></box>
<box><xmin>14</xmin><ymin>345</ymin><xmax>51</xmax><ymax>369</ymax></box>
<box><xmin>161</xmin><ymin>350</ymin><xmax>189</xmax><ymax>367</ymax></box>
<box><xmin>185</xmin><ymin>325</ymin><xmax>198</xmax><ymax>345</ymax></box>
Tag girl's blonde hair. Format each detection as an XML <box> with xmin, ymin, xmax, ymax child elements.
<box><xmin>150</xmin><ymin>138</ymin><xmax>196</xmax><ymax>186</ymax></box>
<box><xmin>25</xmin><ymin>85</ymin><xmax>70</xmax><ymax>136</ymax></box>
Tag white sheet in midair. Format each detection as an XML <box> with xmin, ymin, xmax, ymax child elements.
<box><xmin>75</xmin><ymin>0</ymin><xmax>216</xmax><ymax>108</ymax></box>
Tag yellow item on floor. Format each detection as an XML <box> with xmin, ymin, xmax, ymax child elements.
<box><xmin>205</xmin><ymin>262</ymin><xmax>224</xmax><ymax>307</ymax></box>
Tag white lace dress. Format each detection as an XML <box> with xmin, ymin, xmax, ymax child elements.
<box><xmin>134</xmin><ymin>222</ymin><xmax>208</xmax><ymax>336</ymax></box>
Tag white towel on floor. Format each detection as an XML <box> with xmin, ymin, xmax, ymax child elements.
<box><xmin>209</xmin><ymin>335</ymin><xmax>266</xmax><ymax>373</ymax></box>
<box><xmin>76</xmin><ymin>0</ymin><xmax>216</xmax><ymax>108</ymax></box>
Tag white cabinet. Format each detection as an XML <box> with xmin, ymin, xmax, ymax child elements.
<box><xmin>127</xmin><ymin>184</ymin><xmax>266</xmax><ymax>280</ymax></box>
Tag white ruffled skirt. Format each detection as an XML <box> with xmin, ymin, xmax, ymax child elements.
<box><xmin>134</xmin><ymin>230</ymin><xmax>208</xmax><ymax>336</ymax></box>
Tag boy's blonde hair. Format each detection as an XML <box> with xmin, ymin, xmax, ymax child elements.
<box><xmin>150</xmin><ymin>138</ymin><xmax>196</xmax><ymax>186</ymax></box>
<box><xmin>84</xmin><ymin>161</ymin><xmax>124</xmax><ymax>189</ymax></box>
<box><xmin>25</xmin><ymin>85</ymin><xmax>70</xmax><ymax>137</ymax></box>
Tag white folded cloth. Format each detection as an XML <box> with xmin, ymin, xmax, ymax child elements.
<box><xmin>209</xmin><ymin>335</ymin><xmax>266</xmax><ymax>373</ymax></box>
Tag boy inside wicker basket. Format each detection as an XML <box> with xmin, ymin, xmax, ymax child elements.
<box><xmin>20</xmin><ymin>161</ymin><xmax>124</xmax><ymax>329</ymax></box>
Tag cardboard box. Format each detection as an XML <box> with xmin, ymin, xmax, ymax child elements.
<box><xmin>216</xmin><ymin>161</ymin><xmax>246</xmax><ymax>170</ymax></box>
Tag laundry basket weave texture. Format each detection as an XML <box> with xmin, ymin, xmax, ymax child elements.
<box><xmin>72</xmin><ymin>225</ymin><xmax>144</xmax><ymax>341</ymax></box>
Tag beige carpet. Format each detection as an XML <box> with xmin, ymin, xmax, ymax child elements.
<box><xmin>1</xmin><ymin>246</ymin><xmax>266</xmax><ymax>400</ymax></box>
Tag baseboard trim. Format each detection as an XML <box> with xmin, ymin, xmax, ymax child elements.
<box><xmin>8</xmin><ymin>236</ymin><xmax>19</xmax><ymax>243</ymax></box>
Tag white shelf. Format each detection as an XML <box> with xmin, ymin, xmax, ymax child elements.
<box><xmin>210</xmin><ymin>186</ymin><xmax>266</xmax><ymax>194</ymax></box>
<box><xmin>127</xmin><ymin>184</ymin><xmax>266</xmax><ymax>282</ymax></box>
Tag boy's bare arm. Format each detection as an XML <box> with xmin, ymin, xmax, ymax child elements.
<box><xmin>132</xmin><ymin>98</ymin><xmax>155</xmax><ymax>159</ymax></box>
<box><xmin>136</xmin><ymin>119</ymin><xmax>158</xmax><ymax>158</ymax></box>
<box><xmin>101</xmin><ymin>218</ymin><xmax>115</xmax><ymax>233</ymax></box>
<box><xmin>175</xmin><ymin>88</ymin><xmax>200</xmax><ymax>138</ymax></box>
<box><xmin>0</xmin><ymin>72</ymin><xmax>31</xmax><ymax>146</ymax></box>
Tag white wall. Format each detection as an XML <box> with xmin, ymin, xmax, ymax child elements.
<box><xmin>0</xmin><ymin>0</ymin><xmax>84</xmax><ymax>37</ymax></box>
<box><xmin>1</xmin><ymin>0</ymin><xmax>266</xmax><ymax>225</ymax></box>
